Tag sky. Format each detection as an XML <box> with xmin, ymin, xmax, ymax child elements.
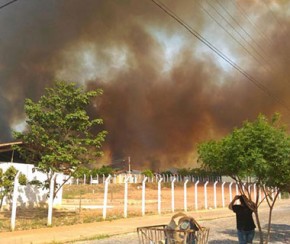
<box><xmin>0</xmin><ymin>0</ymin><xmax>290</xmax><ymax>170</ymax></box>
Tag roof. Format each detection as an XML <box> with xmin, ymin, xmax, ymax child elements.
<box><xmin>0</xmin><ymin>141</ymin><xmax>23</xmax><ymax>152</ymax></box>
<box><xmin>0</xmin><ymin>141</ymin><xmax>24</xmax><ymax>162</ymax></box>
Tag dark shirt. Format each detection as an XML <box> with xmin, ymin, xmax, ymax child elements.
<box><xmin>232</xmin><ymin>205</ymin><xmax>256</xmax><ymax>231</ymax></box>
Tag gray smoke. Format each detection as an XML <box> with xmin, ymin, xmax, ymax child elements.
<box><xmin>0</xmin><ymin>0</ymin><xmax>289</xmax><ymax>169</ymax></box>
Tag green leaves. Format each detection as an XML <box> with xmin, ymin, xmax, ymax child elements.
<box><xmin>0</xmin><ymin>166</ymin><xmax>27</xmax><ymax>209</ymax></box>
<box><xmin>13</xmin><ymin>81</ymin><xmax>107</xmax><ymax>188</ymax></box>
<box><xmin>198</xmin><ymin>113</ymin><xmax>290</xmax><ymax>191</ymax></box>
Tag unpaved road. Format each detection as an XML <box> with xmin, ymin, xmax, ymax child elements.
<box><xmin>78</xmin><ymin>202</ymin><xmax>290</xmax><ymax>244</ymax></box>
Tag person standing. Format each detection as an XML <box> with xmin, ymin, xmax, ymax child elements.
<box><xmin>229</xmin><ymin>194</ymin><xmax>256</xmax><ymax>244</ymax></box>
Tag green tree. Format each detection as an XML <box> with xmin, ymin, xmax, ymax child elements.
<box><xmin>92</xmin><ymin>165</ymin><xmax>114</xmax><ymax>177</ymax></box>
<box><xmin>142</xmin><ymin>169</ymin><xmax>154</xmax><ymax>178</ymax></box>
<box><xmin>198</xmin><ymin>113</ymin><xmax>290</xmax><ymax>244</ymax></box>
<box><xmin>13</xmin><ymin>81</ymin><xmax>107</xmax><ymax>199</ymax></box>
<box><xmin>0</xmin><ymin>166</ymin><xmax>27</xmax><ymax>210</ymax></box>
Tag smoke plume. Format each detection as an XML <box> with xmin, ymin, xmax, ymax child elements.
<box><xmin>0</xmin><ymin>0</ymin><xmax>289</xmax><ymax>169</ymax></box>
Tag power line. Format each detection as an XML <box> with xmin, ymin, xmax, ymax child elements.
<box><xmin>235</xmin><ymin>1</ymin><xmax>273</xmax><ymax>48</ymax></box>
<box><xmin>199</xmin><ymin>0</ymin><xmax>270</xmax><ymax>72</ymax></box>
<box><xmin>150</xmin><ymin>0</ymin><xmax>290</xmax><ymax>113</ymax></box>
<box><xmin>214</xmin><ymin>0</ymin><xmax>271</xmax><ymax>68</ymax></box>
<box><xmin>0</xmin><ymin>0</ymin><xmax>18</xmax><ymax>10</ymax></box>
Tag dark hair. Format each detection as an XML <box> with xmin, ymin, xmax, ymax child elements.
<box><xmin>239</xmin><ymin>195</ymin><xmax>246</xmax><ymax>206</ymax></box>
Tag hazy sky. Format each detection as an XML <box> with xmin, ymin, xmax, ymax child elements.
<box><xmin>0</xmin><ymin>0</ymin><xmax>289</xmax><ymax>169</ymax></box>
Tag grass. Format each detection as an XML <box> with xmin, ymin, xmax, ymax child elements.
<box><xmin>47</xmin><ymin>234</ymin><xmax>111</xmax><ymax>244</ymax></box>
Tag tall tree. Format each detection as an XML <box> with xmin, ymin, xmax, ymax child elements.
<box><xmin>198</xmin><ymin>113</ymin><xmax>290</xmax><ymax>244</ymax></box>
<box><xmin>13</xmin><ymin>81</ymin><xmax>107</xmax><ymax>198</ymax></box>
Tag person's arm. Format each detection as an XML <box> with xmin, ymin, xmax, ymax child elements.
<box><xmin>242</xmin><ymin>195</ymin><xmax>257</xmax><ymax>211</ymax></box>
<box><xmin>228</xmin><ymin>195</ymin><xmax>240</xmax><ymax>210</ymax></box>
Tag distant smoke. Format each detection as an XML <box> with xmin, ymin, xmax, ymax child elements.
<box><xmin>0</xmin><ymin>0</ymin><xmax>289</xmax><ymax>169</ymax></box>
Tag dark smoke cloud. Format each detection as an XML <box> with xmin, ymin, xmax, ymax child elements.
<box><xmin>0</xmin><ymin>0</ymin><xmax>289</xmax><ymax>169</ymax></box>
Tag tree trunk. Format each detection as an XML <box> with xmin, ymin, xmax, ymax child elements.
<box><xmin>265</xmin><ymin>206</ymin><xmax>273</xmax><ymax>244</ymax></box>
<box><xmin>265</xmin><ymin>191</ymin><xmax>279</xmax><ymax>244</ymax></box>
<box><xmin>0</xmin><ymin>196</ymin><xmax>4</xmax><ymax>211</ymax></box>
<box><xmin>254</xmin><ymin>210</ymin><xmax>264</xmax><ymax>243</ymax></box>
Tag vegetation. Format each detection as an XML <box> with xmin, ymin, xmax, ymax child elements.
<box><xmin>13</xmin><ymin>81</ymin><xmax>107</xmax><ymax>199</ymax></box>
<box><xmin>198</xmin><ymin>113</ymin><xmax>290</xmax><ymax>243</ymax></box>
<box><xmin>142</xmin><ymin>169</ymin><xmax>154</xmax><ymax>178</ymax></box>
<box><xmin>0</xmin><ymin>166</ymin><xmax>27</xmax><ymax>210</ymax></box>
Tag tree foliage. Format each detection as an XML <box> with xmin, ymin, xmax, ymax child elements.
<box><xmin>198</xmin><ymin>113</ymin><xmax>290</xmax><ymax>243</ymax></box>
<box><xmin>13</xmin><ymin>81</ymin><xmax>107</xmax><ymax>198</ymax></box>
<box><xmin>0</xmin><ymin>166</ymin><xmax>27</xmax><ymax>210</ymax></box>
<box><xmin>142</xmin><ymin>169</ymin><xmax>154</xmax><ymax>178</ymax></box>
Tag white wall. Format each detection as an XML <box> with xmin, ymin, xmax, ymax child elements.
<box><xmin>0</xmin><ymin>162</ymin><xmax>63</xmax><ymax>207</ymax></box>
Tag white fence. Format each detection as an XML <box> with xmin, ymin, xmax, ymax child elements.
<box><xmin>1</xmin><ymin>167</ymin><xmax>282</xmax><ymax>231</ymax></box>
<box><xmin>71</xmin><ymin>173</ymin><xmax>222</xmax><ymax>185</ymax></box>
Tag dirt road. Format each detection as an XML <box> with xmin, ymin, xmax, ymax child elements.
<box><xmin>79</xmin><ymin>200</ymin><xmax>290</xmax><ymax>244</ymax></box>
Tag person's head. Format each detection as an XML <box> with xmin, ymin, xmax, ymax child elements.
<box><xmin>239</xmin><ymin>195</ymin><xmax>246</xmax><ymax>206</ymax></box>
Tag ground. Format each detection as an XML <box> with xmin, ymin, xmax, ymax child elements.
<box><xmin>0</xmin><ymin>182</ymin><xmax>277</xmax><ymax>232</ymax></box>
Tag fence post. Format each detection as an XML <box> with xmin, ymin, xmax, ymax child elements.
<box><xmin>213</xmin><ymin>181</ymin><xmax>218</xmax><ymax>209</ymax></box>
<box><xmin>158</xmin><ymin>177</ymin><xmax>163</xmax><ymax>215</ymax></box>
<box><xmin>124</xmin><ymin>176</ymin><xmax>129</xmax><ymax>218</ymax></box>
<box><xmin>47</xmin><ymin>173</ymin><xmax>58</xmax><ymax>226</ymax></box>
<box><xmin>11</xmin><ymin>171</ymin><xmax>20</xmax><ymax>231</ymax></box>
<box><xmin>103</xmin><ymin>175</ymin><xmax>111</xmax><ymax>220</ymax></box>
<box><xmin>184</xmin><ymin>178</ymin><xmax>189</xmax><ymax>212</ymax></box>
<box><xmin>194</xmin><ymin>180</ymin><xmax>199</xmax><ymax>210</ymax></box>
<box><xmin>84</xmin><ymin>174</ymin><xmax>86</xmax><ymax>185</ymax></box>
<box><xmin>204</xmin><ymin>181</ymin><xmax>209</xmax><ymax>209</ymax></box>
<box><xmin>142</xmin><ymin>177</ymin><xmax>148</xmax><ymax>216</ymax></box>
<box><xmin>221</xmin><ymin>182</ymin><xmax>226</xmax><ymax>208</ymax></box>
<box><xmin>171</xmin><ymin>177</ymin><xmax>176</xmax><ymax>212</ymax></box>
<box><xmin>229</xmin><ymin>182</ymin><xmax>233</xmax><ymax>202</ymax></box>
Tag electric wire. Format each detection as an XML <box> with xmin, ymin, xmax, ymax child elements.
<box><xmin>150</xmin><ymin>0</ymin><xmax>290</xmax><ymax>113</ymax></box>
<box><xmin>235</xmin><ymin>1</ymin><xmax>274</xmax><ymax>48</ymax></box>
<box><xmin>214</xmin><ymin>0</ymin><xmax>272</xmax><ymax>68</ymax></box>
<box><xmin>198</xmin><ymin>0</ymin><xmax>270</xmax><ymax>73</ymax></box>
<box><xmin>0</xmin><ymin>0</ymin><xmax>18</xmax><ymax>10</ymax></box>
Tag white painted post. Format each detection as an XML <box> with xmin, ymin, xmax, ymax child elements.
<box><xmin>158</xmin><ymin>178</ymin><xmax>163</xmax><ymax>215</ymax></box>
<box><xmin>124</xmin><ymin>176</ymin><xmax>129</xmax><ymax>218</ymax></box>
<box><xmin>171</xmin><ymin>177</ymin><xmax>176</xmax><ymax>212</ymax></box>
<box><xmin>229</xmin><ymin>182</ymin><xmax>233</xmax><ymax>202</ymax></box>
<box><xmin>213</xmin><ymin>181</ymin><xmax>218</xmax><ymax>209</ymax></box>
<box><xmin>142</xmin><ymin>177</ymin><xmax>148</xmax><ymax>216</ymax></box>
<box><xmin>221</xmin><ymin>182</ymin><xmax>226</xmax><ymax>208</ymax></box>
<box><xmin>90</xmin><ymin>175</ymin><xmax>92</xmax><ymax>185</ymax></box>
<box><xmin>103</xmin><ymin>175</ymin><xmax>111</xmax><ymax>220</ymax></box>
<box><xmin>76</xmin><ymin>178</ymin><xmax>79</xmax><ymax>185</ymax></box>
<box><xmin>194</xmin><ymin>180</ymin><xmax>200</xmax><ymax>210</ymax></box>
<box><xmin>47</xmin><ymin>173</ymin><xmax>57</xmax><ymax>226</ymax></box>
<box><xmin>184</xmin><ymin>179</ymin><xmax>189</xmax><ymax>212</ymax></box>
<box><xmin>204</xmin><ymin>181</ymin><xmax>209</xmax><ymax>209</ymax></box>
<box><xmin>84</xmin><ymin>174</ymin><xmax>86</xmax><ymax>185</ymax></box>
<box><xmin>11</xmin><ymin>171</ymin><xmax>20</xmax><ymax>231</ymax></box>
